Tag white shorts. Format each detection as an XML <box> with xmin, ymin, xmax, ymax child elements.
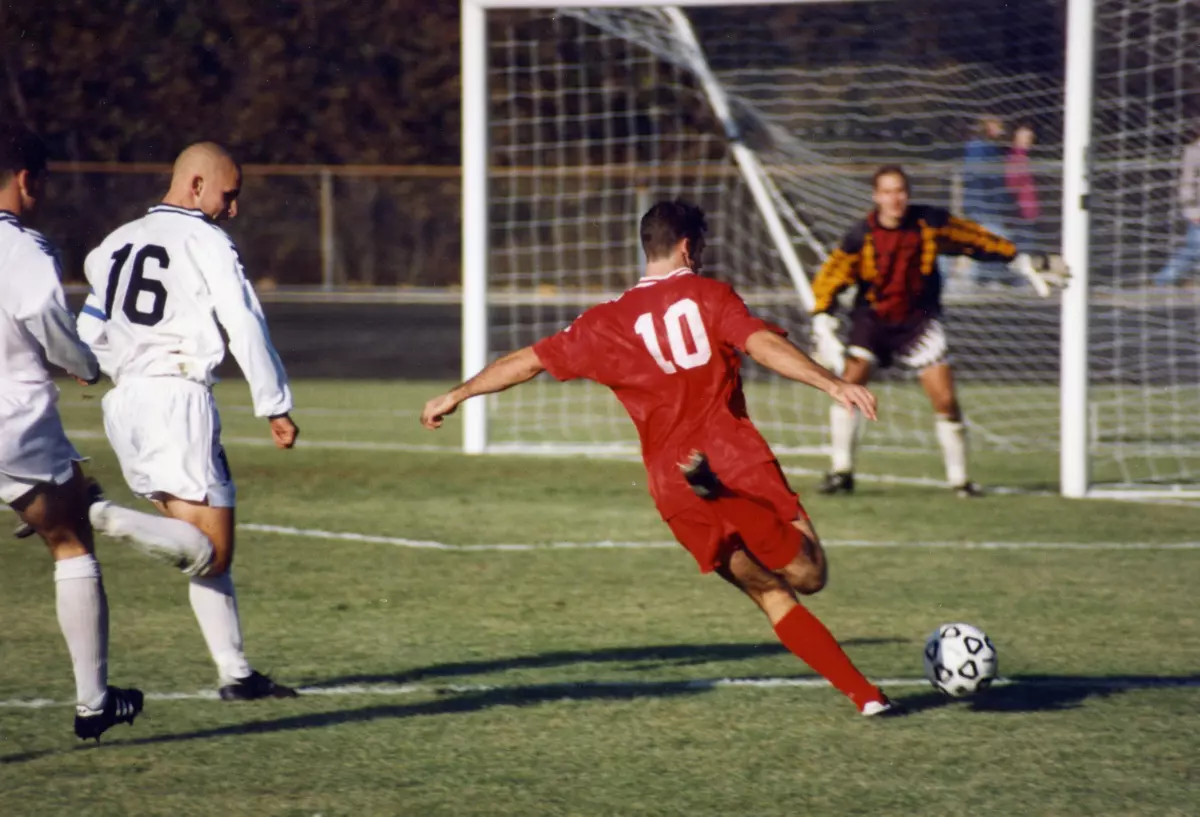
<box><xmin>103</xmin><ymin>378</ymin><xmax>236</xmax><ymax>507</ymax></box>
<box><xmin>0</xmin><ymin>460</ymin><xmax>76</xmax><ymax>505</ymax></box>
<box><xmin>0</xmin><ymin>382</ymin><xmax>84</xmax><ymax>504</ymax></box>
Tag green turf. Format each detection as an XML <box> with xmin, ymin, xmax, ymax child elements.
<box><xmin>2</xmin><ymin>379</ymin><xmax>1198</xmax><ymax>816</ymax></box>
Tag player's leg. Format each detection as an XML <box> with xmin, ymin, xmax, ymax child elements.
<box><xmin>158</xmin><ymin>495</ymin><xmax>293</xmax><ymax>699</ymax></box>
<box><xmin>918</xmin><ymin>361</ymin><xmax>981</xmax><ymax>496</ymax></box>
<box><xmin>109</xmin><ymin>380</ymin><xmax>294</xmax><ymax>698</ymax></box>
<box><xmin>93</xmin><ymin>385</ymin><xmax>216</xmax><ymax>573</ymax></box>
<box><xmin>86</xmin><ymin>484</ymin><xmax>215</xmax><ymax>576</ymax></box>
<box><xmin>6</xmin><ymin>467</ymin><xmax>143</xmax><ymax>739</ymax></box>
<box><xmin>714</xmin><ymin>547</ymin><xmax>894</xmax><ymax>715</ymax></box>
<box><xmin>158</xmin><ymin>485</ymin><xmax>295</xmax><ymax>700</ymax></box>
<box><xmin>820</xmin><ymin>353</ymin><xmax>871</xmax><ymax>495</ymax></box>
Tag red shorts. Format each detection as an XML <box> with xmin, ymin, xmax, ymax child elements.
<box><xmin>666</xmin><ymin>460</ymin><xmax>808</xmax><ymax>573</ymax></box>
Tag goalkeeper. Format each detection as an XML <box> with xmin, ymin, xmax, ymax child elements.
<box><xmin>810</xmin><ymin>165</ymin><xmax>1063</xmax><ymax>497</ymax></box>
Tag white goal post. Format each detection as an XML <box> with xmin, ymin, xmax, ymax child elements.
<box><xmin>461</xmin><ymin>0</ymin><xmax>1200</xmax><ymax>499</ymax></box>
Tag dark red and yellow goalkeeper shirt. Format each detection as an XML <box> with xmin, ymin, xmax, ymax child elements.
<box><xmin>811</xmin><ymin>205</ymin><xmax>1016</xmax><ymax>324</ymax></box>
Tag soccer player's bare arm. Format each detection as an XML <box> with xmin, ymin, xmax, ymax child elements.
<box><xmin>744</xmin><ymin>329</ymin><xmax>877</xmax><ymax>420</ymax></box>
<box><xmin>421</xmin><ymin>346</ymin><xmax>545</xmax><ymax>430</ymax></box>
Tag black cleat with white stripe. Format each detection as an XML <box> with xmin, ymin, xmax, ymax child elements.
<box><xmin>74</xmin><ymin>686</ymin><xmax>144</xmax><ymax>742</ymax></box>
<box><xmin>218</xmin><ymin>670</ymin><xmax>299</xmax><ymax>701</ymax></box>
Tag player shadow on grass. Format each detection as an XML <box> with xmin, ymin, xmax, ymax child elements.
<box><xmin>305</xmin><ymin>639</ymin><xmax>904</xmax><ymax>689</ymax></box>
<box><xmin>110</xmin><ymin>682</ymin><xmax>715</xmax><ymax>751</ymax></box>
<box><xmin>893</xmin><ymin>674</ymin><xmax>1200</xmax><ymax>714</ymax></box>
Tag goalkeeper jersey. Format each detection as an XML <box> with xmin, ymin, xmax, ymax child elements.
<box><xmin>533</xmin><ymin>269</ymin><xmax>781</xmax><ymax>520</ymax></box>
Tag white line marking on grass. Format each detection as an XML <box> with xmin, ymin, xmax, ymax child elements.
<box><xmin>5</xmin><ymin>675</ymin><xmax>1199</xmax><ymax>709</ymax></box>
<box><xmin>67</xmin><ymin>429</ymin><xmax>456</xmax><ymax>454</ymax></box>
<box><xmin>239</xmin><ymin>523</ymin><xmax>1200</xmax><ymax>552</ymax></box>
<box><xmin>6</xmin><ymin>510</ymin><xmax>1200</xmax><ymax>550</ymax></box>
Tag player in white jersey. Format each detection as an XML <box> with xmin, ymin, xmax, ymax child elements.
<box><xmin>77</xmin><ymin>142</ymin><xmax>299</xmax><ymax>701</ymax></box>
<box><xmin>1</xmin><ymin>125</ymin><xmax>222</xmax><ymax>740</ymax></box>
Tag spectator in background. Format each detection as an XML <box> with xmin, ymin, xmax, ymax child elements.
<box><xmin>962</xmin><ymin>116</ymin><xmax>1017</xmax><ymax>287</ymax></box>
<box><xmin>1005</xmin><ymin>124</ymin><xmax>1040</xmax><ymax>253</ymax></box>
<box><xmin>1154</xmin><ymin>131</ymin><xmax>1200</xmax><ymax>287</ymax></box>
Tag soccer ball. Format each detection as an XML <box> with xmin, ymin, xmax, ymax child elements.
<box><xmin>923</xmin><ymin>622</ymin><xmax>998</xmax><ymax>698</ymax></box>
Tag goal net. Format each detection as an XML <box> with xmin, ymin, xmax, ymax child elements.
<box><xmin>466</xmin><ymin>0</ymin><xmax>1198</xmax><ymax>494</ymax></box>
<box><xmin>1085</xmin><ymin>0</ymin><xmax>1200</xmax><ymax>492</ymax></box>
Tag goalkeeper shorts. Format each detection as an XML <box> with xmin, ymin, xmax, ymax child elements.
<box><xmin>847</xmin><ymin>308</ymin><xmax>948</xmax><ymax>371</ymax></box>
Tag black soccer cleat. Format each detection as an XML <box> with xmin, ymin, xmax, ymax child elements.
<box><xmin>953</xmin><ymin>481</ymin><xmax>985</xmax><ymax>498</ymax></box>
<box><xmin>13</xmin><ymin>520</ymin><xmax>35</xmax><ymax>539</ymax></box>
<box><xmin>74</xmin><ymin>686</ymin><xmax>144</xmax><ymax>742</ymax></box>
<box><xmin>817</xmin><ymin>472</ymin><xmax>855</xmax><ymax>495</ymax></box>
<box><xmin>680</xmin><ymin>450</ymin><xmax>723</xmax><ymax>499</ymax></box>
<box><xmin>218</xmin><ymin>670</ymin><xmax>299</xmax><ymax>701</ymax></box>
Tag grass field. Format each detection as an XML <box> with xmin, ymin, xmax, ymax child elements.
<box><xmin>2</xmin><ymin>380</ymin><xmax>1199</xmax><ymax>816</ymax></box>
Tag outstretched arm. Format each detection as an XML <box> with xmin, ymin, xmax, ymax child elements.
<box><xmin>421</xmin><ymin>346</ymin><xmax>545</xmax><ymax>430</ymax></box>
<box><xmin>744</xmin><ymin>329</ymin><xmax>877</xmax><ymax>420</ymax></box>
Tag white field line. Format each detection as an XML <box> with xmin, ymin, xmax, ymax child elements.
<box><xmin>61</xmin><ymin>402</ymin><xmax>424</xmax><ymax>419</ymax></box>
<box><xmin>66</xmin><ymin>429</ymin><xmax>456</xmax><ymax>454</ymax></box>
<box><xmin>240</xmin><ymin>523</ymin><xmax>1200</xmax><ymax>552</ymax></box>
<box><xmin>5</xmin><ymin>674</ymin><xmax>1199</xmax><ymax>709</ymax></box>
<box><xmin>9</xmin><ymin>506</ymin><xmax>1200</xmax><ymax>551</ymax></box>
<box><xmin>56</xmin><ymin>426</ymin><xmax>1200</xmax><ymax>505</ymax></box>
<box><xmin>5</xmin><ymin>507</ymin><xmax>1198</xmax><ymax>550</ymax></box>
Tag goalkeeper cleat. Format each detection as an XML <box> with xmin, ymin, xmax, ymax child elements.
<box><xmin>680</xmin><ymin>450</ymin><xmax>723</xmax><ymax>499</ymax></box>
<box><xmin>219</xmin><ymin>670</ymin><xmax>299</xmax><ymax>702</ymax></box>
<box><xmin>74</xmin><ymin>686</ymin><xmax>144</xmax><ymax>742</ymax></box>
<box><xmin>817</xmin><ymin>472</ymin><xmax>855</xmax><ymax>495</ymax></box>
<box><xmin>953</xmin><ymin>481</ymin><xmax>985</xmax><ymax>499</ymax></box>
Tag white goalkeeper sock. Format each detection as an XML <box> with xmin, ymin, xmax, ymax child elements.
<box><xmin>54</xmin><ymin>555</ymin><xmax>109</xmax><ymax>713</ymax></box>
<box><xmin>189</xmin><ymin>572</ymin><xmax>252</xmax><ymax>684</ymax></box>
<box><xmin>90</xmin><ymin>500</ymin><xmax>214</xmax><ymax>577</ymax></box>
<box><xmin>830</xmin><ymin>404</ymin><xmax>863</xmax><ymax>474</ymax></box>
<box><xmin>936</xmin><ymin>416</ymin><xmax>969</xmax><ymax>487</ymax></box>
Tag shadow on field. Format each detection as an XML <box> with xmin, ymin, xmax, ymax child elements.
<box><xmin>894</xmin><ymin>674</ymin><xmax>1200</xmax><ymax>714</ymax></box>
<box><xmin>120</xmin><ymin>681</ymin><xmax>712</xmax><ymax>749</ymax></box>
<box><xmin>306</xmin><ymin>639</ymin><xmax>905</xmax><ymax>688</ymax></box>
<box><xmin>3</xmin><ymin>672</ymin><xmax>1196</xmax><ymax>762</ymax></box>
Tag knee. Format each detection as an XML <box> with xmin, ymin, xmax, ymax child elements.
<box><xmin>200</xmin><ymin>537</ymin><xmax>233</xmax><ymax>577</ymax></box>
<box><xmin>937</xmin><ymin>402</ymin><xmax>962</xmax><ymax>423</ymax></box>
<box><xmin>782</xmin><ymin>558</ymin><xmax>827</xmax><ymax>596</ymax></box>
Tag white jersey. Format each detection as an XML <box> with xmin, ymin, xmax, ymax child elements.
<box><xmin>0</xmin><ymin>211</ymin><xmax>97</xmax><ymax>481</ymax></box>
<box><xmin>78</xmin><ymin>204</ymin><xmax>291</xmax><ymax>418</ymax></box>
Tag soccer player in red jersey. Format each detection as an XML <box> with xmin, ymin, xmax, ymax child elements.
<box><xmin>421</xmin><ymin>200</ymin><xmax>899</xmax><ymax>716</ymax></box>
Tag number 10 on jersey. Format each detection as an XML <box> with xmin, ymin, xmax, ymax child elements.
<box><xmin>633</xmin><ymin>298</ymin><xmax>712</xmax><ymax>374</ymax></box>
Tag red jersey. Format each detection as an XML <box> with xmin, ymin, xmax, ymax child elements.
<box><xmin>532</xmin><ymin>268</ymin><xmax>781</xmax><ymax>520</ymax></box>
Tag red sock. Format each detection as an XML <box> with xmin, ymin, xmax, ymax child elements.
<box><xmin>773</xmin><ymin>604</ymin><xmax>882</xmax><ymax>710</ymax></box>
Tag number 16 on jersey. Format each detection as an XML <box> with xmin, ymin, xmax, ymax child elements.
<box><xmin>104</xmin><ymin>244</ymin><xmax>170</xmax><ymax>327</ymax></box>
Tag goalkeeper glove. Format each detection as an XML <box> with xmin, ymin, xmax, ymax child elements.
<box><xmin>1008</xmin><ymin>252</ymin><xmax>1070</xmax><ymax>298</ymax></box>
<box><xmin>810</xmin><ymin>312</ymin><xmax>846</xmax><ymax>374</ymax></box>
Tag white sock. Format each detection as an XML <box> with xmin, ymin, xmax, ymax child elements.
<box><xmin>54</xmin><ymin>555</ymin><xmax>109</xmax><ymax>713</ymax></box>
<box><xmin>189</xmin><ymin>572</ymin><xmax>252</xmax><ymax>683</ymax></box>
<box><xmin>830</xmin><ymin>404</ymin><xmax>863</xmax><ymax>474</ymax></box>
<box><xmin>90</xmin><ymin>500</ymin><xmax>214</xmax><ymax>576</ymax></box>
<box><xmin>936</xmin><ymin>416</ymin><xmax>969</xmax><ymax>487</ymax></box>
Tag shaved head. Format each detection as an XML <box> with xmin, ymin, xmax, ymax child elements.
<box><xmin>162</xmin><ymin>141</ymin><xmax>242</xmax><ymax>222</ymax></box>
